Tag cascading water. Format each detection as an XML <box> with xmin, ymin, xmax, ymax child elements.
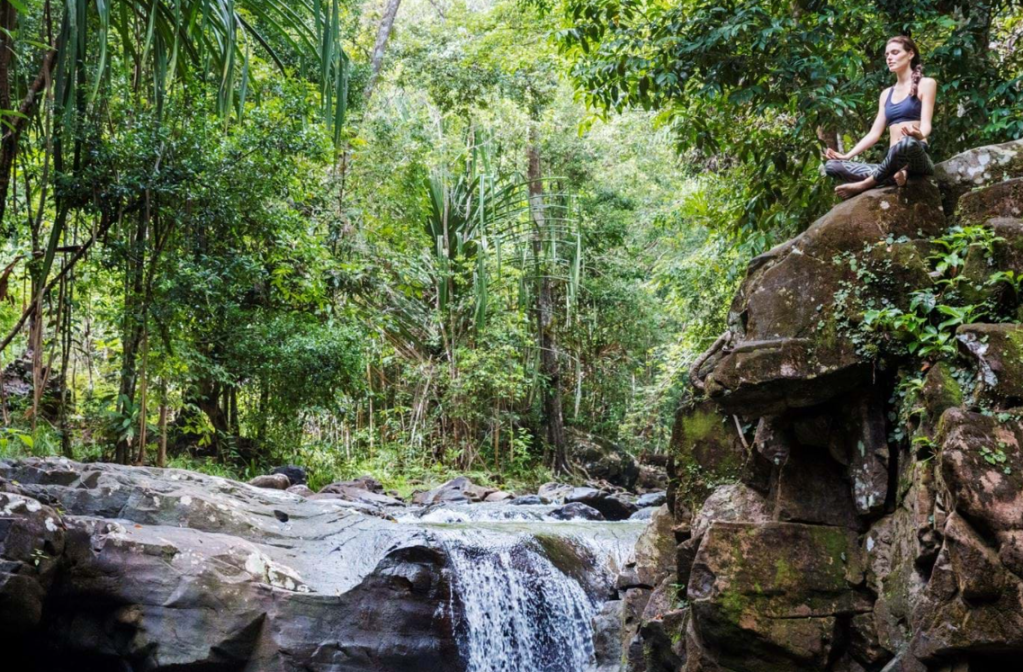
<box><xmin>400</xmin><ymin>503</ymin><xmax>646</xmax><ymax>672</ymax></box>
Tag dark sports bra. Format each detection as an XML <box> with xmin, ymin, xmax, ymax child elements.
<box><xmin>885</xmin><ymin>87</ymin><xmax>922</xmax><ymax>127</ymax></box>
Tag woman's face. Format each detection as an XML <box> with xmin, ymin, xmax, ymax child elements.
<box><xmin>885</xmin><ymin>42</ymin><xmax>915</xmax><ymax>73</ymax></box>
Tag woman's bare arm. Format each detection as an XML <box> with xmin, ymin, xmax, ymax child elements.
<box><xmin>902</xmin><ymin>78</ymin><xmax>936</xmax><ymax>141</ymax></box>
<box><xmin>826</xmin><ymin>89</ymin><xmax>888</xmax><ymax>160</ymax></box>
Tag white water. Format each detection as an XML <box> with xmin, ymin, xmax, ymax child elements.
<box><xmin>411</xmin><ymin>506</ymin><xmax>645</xmax><ymax>672</ymax></box>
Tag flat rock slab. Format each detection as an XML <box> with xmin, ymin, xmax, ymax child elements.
<box><xmin>0</xmin><ymin>457</ymin><xmax>462</xmax><ymax>671</ymax></box>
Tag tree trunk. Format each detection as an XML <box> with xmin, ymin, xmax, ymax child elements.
<box><xmin>115</xmin><ymin>216</ymin><xmax>148</xmax><ymax>463</ymax></box>
<box><xmin>363</xmin><ymin>0</ymin><xmax>403</xmax><ymax>101</ymax></box>
<box><xmin>157</xmin><ymin>379</ymin><xmax>168</xmax><ymax>468</ymax></box>
<box><xmin>527</xmin><ymin>130</ymin><xmax>568</xmax><ymax>474</ymax></box>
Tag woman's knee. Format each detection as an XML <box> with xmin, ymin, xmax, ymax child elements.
<box><xmin>896</xmin><ymin>136</ymin><xmax>924</xmax><ymax>154</ymax></box>
<box><xmin>825</xmin><ymin>160</ymin><xmax>844</xmax><ymax>177</ymax></box>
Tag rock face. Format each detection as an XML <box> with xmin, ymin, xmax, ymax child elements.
<box><xmin>628</xmin><ymin>144</ymin><xmax>1023</xmax><ymax>672</ymax></box>
<box><xmin>0</xmin><ymin>458</ymin><xmax>462</xmax><ymax>671</ymax></box>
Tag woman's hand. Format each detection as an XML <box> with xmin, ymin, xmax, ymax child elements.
<box><xmin>823</xmin><ymin>147</ymin><xmax>849</xmax><ymax>161</ymax></box>
<box><xmin>901</xmin><ymin>125</ymin><xmax>925</xmax><ymax>141</ymax></box>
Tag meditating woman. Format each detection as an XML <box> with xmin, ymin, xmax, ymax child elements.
<box><xmin>824</xmin><ymin>36</ymin><xmax>936</xmax><ymax>199</ymax></box>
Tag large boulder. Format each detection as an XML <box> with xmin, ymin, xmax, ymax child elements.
<box><xmin>0</xmin><ymin>458</ymin><xmax>462</xmax><ymax>671</ymax></box>
<box><xmin>702</xmin><ymin>181</ymin><xmax>945</xmax><ymax>415</ymax></box>
<box><xmin>566</xmin><ymin>428</ymin><xmax>640</xmax><ymax>489</ymax></box>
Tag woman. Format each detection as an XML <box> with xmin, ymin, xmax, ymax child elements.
<box><xmin>824</xmin><ymin>36</ymin><xmax>937</xmax><ymax>199</ymax></box>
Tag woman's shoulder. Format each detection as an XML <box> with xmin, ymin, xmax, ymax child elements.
<box><xmin>919</xmin><ymin>77</ymin><xmax>938</xmax><ymax>89</ymax></box>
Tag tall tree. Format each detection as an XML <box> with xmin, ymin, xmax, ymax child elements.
<box><xmin>364</xmin><ymin>0</ymin><xmax>404</xmax><ymax>100</ymax></box>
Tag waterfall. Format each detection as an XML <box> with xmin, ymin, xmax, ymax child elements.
<box><xmin>415</xmin><ymin>507</ymin><xmax>644</xmax><ymax>672</ymax></box>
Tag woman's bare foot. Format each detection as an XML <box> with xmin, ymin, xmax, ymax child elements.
<box><xmin>894</xmin><ymin>168</ymin><xmax>908</xmax><ymax>187</ymax></box>
<box><xmin>835</xmin><ymin>180</ymin><xmax>871</xmax><ymax>199</ymax></box>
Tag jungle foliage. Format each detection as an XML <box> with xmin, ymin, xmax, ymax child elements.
<box><xmin>0</xmin><ymin>0</ymin><xmax>1019</xmax><ymax>489</ymax></box>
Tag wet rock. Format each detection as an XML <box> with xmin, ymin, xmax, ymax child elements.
<box><xmin>636</xmin><ymin>492</ymin><xmax>667</xmax><ymax>508</ymax></box>
<box><xmin>0</xmin><ymin>458</ymin><xmax>462</xmax><ymax>671</ymax></box>
<box><xmin>537</xmin><ymin>482</ymin><xmax>573</xmax><ymax>503</ymax></box>
<box><xmin>412</xmin><ymin>476</ymin><xmax>493</xmax><ymax>505</ymax></box>
<box><xmin>956</xmin><ymin>324</ymin><xmax>1023</xmax><ymax>408</ymax></box>
<box><xmin>549</xmin><ymin>502</ymin><xmax>605</xmax><ymax>521</ymax></box>
<box><xmin>629</xmin><ymin>508</ymin><xmax>657</xmax><ymax>521</ymax></box>
<box><xmin>565</xmin><ymin>487</ymin><xmax>638</xmax><ymax>521</ymax></box>
<box><xmin>270</xmin><ymin>465</ymin><xmax>307</xmax><ymax>486</ymax></box>
<box><xmin>591</xmin><ymin>599</ymin><xmax>625</xmax><ymax>672</ymax></box>
<box><xmin>509</xmin><ymin>494</ymin><xmax>543</xmax><ymax>506</ymax></box>
<box><xmin>248</xmin><ymin>473</ymin><xmax>291</xmax><ymax>489</ymax></box>
<box><xmin>566</xmin><ymin>428</ymin><xmax>640</xmax><ymax>489</ymax></box>
<box><xmin>483</xmin><ymin>490</ymin><xmax>514</xmax><ymax>502</ymax></box>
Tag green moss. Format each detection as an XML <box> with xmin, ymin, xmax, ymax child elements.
<box><xmin>678</xmin><ymin>408</ymin><xmax>723</xmax><ymax>445</ymax></box>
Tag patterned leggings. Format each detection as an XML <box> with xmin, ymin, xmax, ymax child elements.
<box><xmin>825</xmin><ymin>137</ymin><xmax>934</xmax><ymax>186</ymax></box>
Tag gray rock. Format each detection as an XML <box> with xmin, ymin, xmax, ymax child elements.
<box><xmin>537</xmin><ymin>482</ymin><xmax>573</xmax><ymax>503</ymax></box>
<box><xmin>636</xmin><ymin>492</ymin><xmax>666</xmax><ymax>508</ymax></box>
<box><xmin>247</xmin><ymin>473</ymin><xmax>291</xmax><ymax>489</ymax></box>
<box><xmin>0</xmin><ymin>457</ymin><xmax>458</xmax><ymax>671</ymax></box>
<box><xmin>549</xmin><ymin>502</ymin><xmax>605</xmax><ymax>521</ymax></box>
<box><xmin>629</xmin><ymin>507</ymin><xmax>657</xmax><ymax>521</ymax></box>
<box><xmin>565</xmin><ymin>488</ymin><xmax>638</xmax><ymax>521</ymax></box>
<box><xmin>483</xmin><ymin>490</ymin><xmax>514</xmax><ymax>502</ymax></box>
<box><xmin>412</xmin><ymin>476</ymin><xmax>494</xmax><ymax>505</ymax></box>
<box><xmin>509</xmin><ymin>494</ymin><xmax>543</xmax><ymax>506</ymax></box>
<box><xmin>271</xmin><ymin>465</ymin><xmax>307</xmax><ymax>486</ymax></box>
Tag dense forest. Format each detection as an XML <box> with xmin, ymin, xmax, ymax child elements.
<box><xmin>0</xmin><ymin>0</ymin><xmax>1020</xmax><ymax>491</ymax></box>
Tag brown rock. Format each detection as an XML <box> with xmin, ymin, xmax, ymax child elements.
<box><xmin>938</xmin><ymin>409</ymin><xmax>1023</xmax><ymax>534</ymax></box>
<box><xmin>688</xmin><ymin>522</ymin><xmax>869</xmax><ymax>672</ymax></box>
<box><xmin>704</xmin><ymin>181</ymin><xmax>944</xmax><ymax>415</ymax></box>
<box><xmin>248</xmin><ymin>474</ymin><xmax>291</xmax><ymax>490</ymax></box>
<box><xmin>956</xmin><ymin>324</ymin><xmax>1023</xmax><ymax>408</ymax></box>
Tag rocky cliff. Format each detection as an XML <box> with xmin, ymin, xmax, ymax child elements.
<box><xmin>624</xmin><ymin>138</ymin><xmax>1023</xmax><ymax>672</ymax></box>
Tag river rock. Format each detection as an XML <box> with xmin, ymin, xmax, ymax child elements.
<box><xmin>271</xmin><ymin>465</ymin><xmax>307</xmax><ymax>486</ymax></box>
<box><xmin>412</xmin><ymin>476</ymin><xmax>494</xmax><ymax>505</ymax></box>
<box><xmin>316</xmin><ymin>483</ymin><xmax>405</xmax><ymax>509</ymax></box>
<box><xmin>483</xmin><ymin>490</ymin><xmax>514</xmax><ymax>502</ymax></box>
<box><xmin>286</xmin><ymin>484</ymin><xmax>315</xmax><ymax>497</ymax></box>
<box><xmin>565</xmin><ymin>487</ymin><xmax>638</xmax><ymax>521</ymax></box>
<box><xmin>509</xmin><ymin>494</ymin><xmax>544</xmax><ymax>505</ymax></box>
<box><xmin>636</xmin><ymin>491</ymin><xmax>666</xmax><ymax>508</ymax></box>
<box><xmin>550</xmin><ymin>502</ymin><xmax>605</xmax><ymax>521</ymax></box>
<box><xmin>248</xmin><ymin>473</ymin><xmax>291</xmax><ymax>489</ymax></box>
<box><xmin>0</xmin><ymin>458</ymin><xmax>462</xmax><ymax>671</ymax></box>
<box><xmin>566</xmin><ymin>428</ymin><xmax>640</xmax><ymax>489</ymax></box>
<box><xmin>537</xmin><ymin>482</ymin><xmax>574</xmax><ymax>503</ymax></box>
<box><xmin>629</xmin><ymin>508</ymin><xmax>656</xmax><ymax>521</ymax></box>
